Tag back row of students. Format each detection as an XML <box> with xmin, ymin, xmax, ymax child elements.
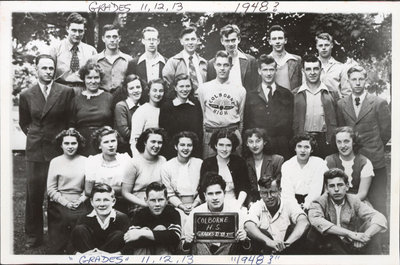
<box><xmin>47</xmin><ymin>125</ymin><xmax>387</xmax><ymax>255</ymax></box>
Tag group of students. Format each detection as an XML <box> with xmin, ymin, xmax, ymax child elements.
<box><xmin>18</xmin><ymin>12</ymin><xmax>390</xmax><ymax>255</ymax></box>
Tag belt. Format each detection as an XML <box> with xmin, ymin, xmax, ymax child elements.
<box><xmin>204</xmin><ymin>123</ymin><xmax>239</xmax><ymax>133</ymax></box>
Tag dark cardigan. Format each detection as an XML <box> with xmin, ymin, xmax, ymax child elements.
<box><xmin>199</xmin><ymin>155</ymin><xmax>251</xmax><ymax>205</ymax></box>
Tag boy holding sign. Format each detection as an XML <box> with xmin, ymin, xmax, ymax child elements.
<box><xmin>181</xmin><ymin>172</ymin><xmax>251</xmax><ymax>254</ymax></box>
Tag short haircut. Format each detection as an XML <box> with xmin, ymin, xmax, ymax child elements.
<box><xmin>347</xmin><ymin>65</ymin><xmax>367</xmax><ymax>78</ymax></box>
<box><xmin>55</xmin><ymin>128</ymin><xmax>86</xmax><ymax>154</ymax></box>
<box><xmin>324</xmin><ymin>168</ymin><xmax>349</xmax><ymax>186</ymax></box>
<box><xmin>179</xmin><ymin>25</ymin><xmax>198</xmax><ymax>39</ymax></box>
<box><xmin>79</xmin><ymin>59</ymin><xmax>105</xmax><ymax>81</ymax></box>
<box><xmin>220</xmin><ymin>24</ymin><xmax>240</xmax><ymax>38</ymax></box>
<box><xmin>142</xmin><ymin>26</ymin><xmax>159</xmax><ymax>38</ymax></box>
<box><xmin>35</xmin><ymin>54</ymin><xmax>55</xmax><ymax>66</ymax></box>
<box><xmin>90</xmin><ymin>183</ymin><xmax>115</xmax><ymax>199</ymax></box>
<box><xmin>302</xmin><ymin>54</ymin><xmax>321</xmax><ymax>68</ymax></box>
<box><xmin>145</xmin><ymin>181</ymin><xmax>167</xmax><ymax>198</ymax></box>
<box><xmin>214</xmin><ymin>50</ymin><xmax>233</xmax><ymax>65</ymax></box>
<box><xmin>315</xmin><ymin>32</ymin><xmax>333</xmax><ymax>44</ymax></box>
<box><xmin>172</xmin><ymin>130</ymin><xmax>199</xmax><ymax>153</ymax></box>
<box><xmin>332</xmin><ymin>126</ymin><xmax>362</xmax><ymax>154</ymax></box>
<box><xmin>242</xmin><ymin>128</ymin><xmax>273</xmax><ymax>157</ymax></box>
<box><xmin>268</xmin><ymin>25</ymin><xmax>286</xmax><ymax>38</ymax></box>
<box><xmin>290</xmin><ymin>133</ymin><xmax>317</xmax><ymax>152</ymax></box>
<box><xmin>209</xmin><ymin>129</ymin><xmax>239</xmax><ymax>152</ymax></box>
<box><xmin>172</xmin><ymin>74</ymin><xmax>195</xmax><ymax>100</ymax></box>
<box><xmin>91</xmin><ymin>126</ymin><xmax>118</xmax><ymax>151</ymax></box>
<box><xmin>257</xmin><ymin>54</ymin><xmax>277</xmax><ymax>69</ymax></box>
<box><xmin>102</xmin><ymin>24</ymin><xmax>120</xmax><ymax>36</ymax></box>
<box><xmin>120</xmin><ymin>74</ymin><xmax>147</xmax><ymax>103</ymax></box>
<box><xmin>66</xmin><ymin>12</ymin><xmax>87</xmax><ymax>28</ymax></box>
<box><xmin>136</xmin><ymin>127</ymin><xmax>167</xmax><ymax>153</ymax></box>
<box><xmin>200</xmin><ymin>172</ymin><xmax>226</xmax><ymax>195</ymax></box>
<box><xmin>258</xmin><ymin>177</ymin><xmax>281</xmax><ymax>189</ymax></box>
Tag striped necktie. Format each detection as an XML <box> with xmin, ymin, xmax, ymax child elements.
<box><xmin>188</xmin><ymin>55</ymin><xmax>199</xmax><ymax>92</ymax></box>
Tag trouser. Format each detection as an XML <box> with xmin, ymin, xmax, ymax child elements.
<box><xmin>193</xmin><ymin>242</ymin><xmax>234</xmax><ymax>255</ymax></box>
<box><xmin>202</xmin><ymin>124</ymin><xmax>241</xmax><ymax>159</ymax></box>
<box><xmin>250</xmin><ymin>225</ymin><xmax>310</xmax><ymax>255</ymax></box>
<box><xmin>369</xmin><ymin>167</ymin><xmax>389</xmax><ymax>218</ymax></box>
<box><xmin>25</xmin><ymin>161</ymin><xmax>49</xmax><ymax>241</ymax></box>
<box><xmin>306</xmin><ymin>131</ymin><xmax>334</xmax><ymax>159</ymax></box>
<box><xmin>47</xmin><ymin>200</ymin><xmax>88</xmax><ymax>254</ymax></box>
<box><xmin>71</xmin><ymin>224</ymin><xmax>125</xmax><ymax>253</ymax></box>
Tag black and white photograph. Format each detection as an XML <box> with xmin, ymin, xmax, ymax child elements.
<box><xmin>0</xmin><ymin>1</ymin><xmax>398</xmax><ymax>264</ymax></box>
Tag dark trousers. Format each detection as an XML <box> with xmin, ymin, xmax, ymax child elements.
<box><xmin>250</xmin><ymin>225</ymin><xmax>310</xmax><ymax>255</ymax></box>
<box><xmin>307</xmin><ymin>132</ymin><xmax>334</xmax><ymax>159</ymax></box>
<box><xmin>310</xmin><ymin>232</ymin><xmax>382</xmax><ymax>254</ymax></box>
<box><xmin>25</xmin><ymin>161</ymin><xmax>49</xmax><ymax>241</ymax></box>
<box><xmin>47</xmin><ymin>201</ymin><xmax>88</xmax><ymax>254</ymax></box>
<box><xmin>369</xmin><ymin>167</ymin><xmax>389</xmax><ymax>218</ymax></box>
<box><xmin>71</xmin><ymin>224</ymin><xmax>125</xmax><ymax>253</ymax></box>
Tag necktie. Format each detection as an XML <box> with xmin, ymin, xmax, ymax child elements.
<box><xmin>267</xmin><ymin>85</ymin><xmax>273</xmax><ymax>102</ymax></box>
<box><xmin>70</xmin><ymin>45</ymin><xmax>80</xmax><ymax>72</ymax></box>
<box><xmin>43</xmin><ymin>85</ymin><xmax>48</xmax><ymax>100</ymax></box>
<box><xmin>188</xmin><ymin>55</ymin><xmax>199</xmax><ymax>92</ymax></box>
<box><xmin>355</xmin><ymin>97</ymin><xmax>360</xmax><ymax>106</ymax></box>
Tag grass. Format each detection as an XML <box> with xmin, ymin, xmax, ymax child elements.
<box><xmin>12</xmin><ymin>150</ymin><xmax>392</xmax><ymax>255</ymax></box>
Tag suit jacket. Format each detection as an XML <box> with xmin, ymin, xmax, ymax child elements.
<box><xmin>244</xmin><ymin>83</ymin><xmax>293</xmax><ymax>137</ymax></box>
<box><xmin>286</xmin><ymin>55</ymin><xmax>303</xmax><ymax>92</ymax></box>
<box><xmin>206</xmin><ymin>53</ymin><xmax>259</xmax><ymax>92</ymax></box>
<box><xmin>309</xmin><ymin>193</ymin><xmax>387</xmax><ymax>235</ymax></box>
<box><xmin>126</xmin><ymin>54</ymin><xmax>167</xmax><ymax>83</ymax></box>
<box><xmin>293</xmin><ymin>87</ymin><xmax>340</xmax><ymax>142</ymax></box>
<box><xmin>19</xmin><ymin>83</ymin><xmax>75</xmax><ymax>162</ymax></box>
<box><xmin>246</xmin><ymin>154</ymin><xmax>284</xmax><ymax>202</ymax></box>
<box><xmin>337</xmin><ymin>94</ymin><xmax>391</xmax><ymax>169</ymax></box>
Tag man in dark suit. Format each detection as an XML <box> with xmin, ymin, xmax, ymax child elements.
<box><xmin>293</xmin><ymin>54</ymin><xmax>340</xmax><ymax>159</ymax></box>
<box><xmin>337</xmin><ymin>66</ymin><xmax>391</xmax><ymax>217</ymax></box>
<box><xmin>206</xmin><ymin>24</ymin><xmax>258</xmax><ymax>92</ymax></box>
<box><xmin>244</xmin><ymin>54</ymin><xmax>294</xmax><ymax>160</ymax></box>
<box><xmin>126</xmin><ymin>27</ymin><xmax>166</xmax><ymax>84</ymax></box>
<box><xmin>19</xmin><ymin>54</ymin><xmax>75</xmax><ymax>248</ymax></box>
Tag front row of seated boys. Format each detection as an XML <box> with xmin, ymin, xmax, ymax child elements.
<box><xmin>71</xmin><ymin>169</ymin><xmax>387</xmax><ymax>255</ymax></box>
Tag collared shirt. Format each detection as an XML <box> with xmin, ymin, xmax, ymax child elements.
<box><xmin>261</xmin><ymin>82</ymin><xmax>276</xmax><ymax>102</ymax></box>
<box><xmin>38</xmin><ymin>81</ymin><xmax>53</xmax><ymax>99</ymax></box>
<box><xmin>172</xmin><ymin>97</ymin><xmax>195</xmax><ymax>106</ymax></box>
<box><xmin>246</xmin><ymin>199</ymin><xmax>305</xmax><ymax>241</ymax></box>
<box><xmin>126</xmin><ymin>97</ymin><xmax>140</xmax><ymax>110</ymax></box>
<box><xmin>87</xmin><ymin>208</ymin><xmax>117</xmax><ymax>230</ymax></box>
<box><xmin>138</xmin><ymin>52</ymin><xmax>166</xmax><ymax>82</ymax></box>
<box><xmin>352</xmin><ymin>91</ymin><xmax>367</xmax><ymax>117</ymax></box>
<box><xmin>181</xmin><ymin>50</ymin><xmax>204</xmax><ymax>85</ymax></box>
<box><xmin>298</xmin><ymin>82</ymin><xmax>329</xmax><ymax>132</ymax></box>
<box><xmin>93</xmin><ymin>50</ymin><xmax>132</xmax><ymax>92</ymax></box>
<box><xmin>49</xmin><ymin>38</ymin><xmax>97</xmax><ymax>83</ymax></box>
<box><xmin>269</xmin><ymin>51</ymin><xmax>298</xmax><ymax>90</ymax></box>
<box><xmin>281</xmin><ymin>156</ymin><xmax>328</xmax><ymax>209</ymax></box>
<box><xmin>319</xmin><ymin>56</ymin><xmax>352</xmax><ymax>97</ymax></box>
<box><xmin>81</xmin><ymin>89</ymin><xmax>104</xmax><ymax>100</ymax></box>
<box><xmin>228</xmin><ymin>50</ymin><xmax>247</xmax><ymax>86</ymax></box>
<box><xmin>331</xmin><ymin>199</ymin><xmax>345</xmax><ymax>227</ymax></box>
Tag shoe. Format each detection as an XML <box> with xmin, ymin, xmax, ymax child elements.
<box><xmin>25</xmin><ymin>237</ymin><xmax>42</xmax><ymax>248</ymax></box>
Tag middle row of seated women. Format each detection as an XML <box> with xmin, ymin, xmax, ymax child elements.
<box><xmin>47</xmin><ymin>123</ymin><xmax>374</xmax><ymax>254</ymax></box>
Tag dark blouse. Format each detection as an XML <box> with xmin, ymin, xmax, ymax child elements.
<box><xmin>69</xmin><ymin>91</ymin><xmax>113</xmax><ymax>156</ymax></box>
<box><xmin>159</xmin><ymin>98</ymin><xmax>203</xmax><ymax>159</ymax></box>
